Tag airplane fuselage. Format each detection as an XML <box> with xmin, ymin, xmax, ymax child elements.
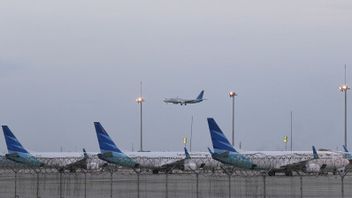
<box><xmin>5</xmin><ymin>152</ymin><xmax>44</xmax><ymax>167</ymax></box>
<box><xmin>98</xmin><ymin>151</ymin><xmax>139</xmax><ymax>168</ymax></box>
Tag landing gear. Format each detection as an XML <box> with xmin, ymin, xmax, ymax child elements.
<box><xmin>152</xmin><ymin>169</ymin><xmax>159</xmax><ymax>174</ymax></box>
<box><xmin>268</xmin><ymin>170</ymin><xmax>276</xmax><ymax>176</ymax></box>
<box><xmin>285</xmin><ymin>170</ymin><xmax>293</xmax><ymax>176</ymax></box>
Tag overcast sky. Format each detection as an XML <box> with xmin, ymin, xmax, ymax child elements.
<box><xmin>0</xmin><ymin>1</ymin><xmax>351</xmax><ymax>153</ymax></box>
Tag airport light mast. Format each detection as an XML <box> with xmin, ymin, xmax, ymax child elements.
<box><xmin>339</xmin><ymin>65</ymin><xmax>350</xmax><ymax>148</ymax></box>
<box><xmin>229</xmin><ymin>91</ymin><xmax>237</xmax><ymax>146</ymax></box>
<box><xmin>136</xmin><ymin>82</ymin><xmax>144</xmax><ymax>152</ymax></box>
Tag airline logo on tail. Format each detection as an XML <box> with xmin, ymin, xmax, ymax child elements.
<box><xmin>94</xmin><ymin>122</ymin><xmax>139</xmax><ymax>168</ymax></box>
<box><xmin>207</xmin><ymin>118</ymin><xmax>256</xmax><ymax>169</ymax></box>
<box><xmin>2</xmin><ymin>126</ymin><xmax>44</xmax><ymax>167</ymax></box>
<box><xmin>208</xmin><ymin>118</ymin><xmax>237</xmax><ymax>153</ymax></box>
<box><xmin>3</xmin><ymin>125</ymin><xmax>29</xmax><ymax>154</ymax></box>
<box><xmin>95</xmin><ymin>122</ymin><xmax>122</xmax><ymax>154</ymax></box>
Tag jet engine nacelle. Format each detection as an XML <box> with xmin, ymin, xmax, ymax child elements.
<box><xmin>183</xmin><ymin>161</ymin><xmax>197</xmax><ymax>171</ymax></box>
<box><xmin>305</xmin><ymin>163</ymin><xmax>320</xmax><ymax>173</ymax></box>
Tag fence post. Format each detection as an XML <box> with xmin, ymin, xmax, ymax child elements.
<box><xmin>228</xmin><ymin>174</ymin><xmax>231</xmax><ymax>198</ymax></box>
<box><xmin>263</xmin><ymin>175</ymin><xmax>266</xmax><ymax>198</ymax></box>
<box><xmin>137</xmin><ymin>172</ymin><xmax>140</xmax><ymax>198</ymax></box>
<box><xmin>84</xmin><ymin>172</ymin><xmax>87</xmax><ymax>198</ymax></box>
<box><xmin>300</xmin><ymin>176</ymin><xmax>303</xmax><ymax>198</ymax></box>
<box><xmin>36</xmin><ymin>172</ymin><xmax>40</xmax><ymax>198</ymax></box>
<box><xmin>110</xmin><ymin>171</ymin><xmax>113</xmax><ymax>198</ymax></box>
<box><xmin>14</xmin><ymin>171</ymin><xmax>17</xmax><ymax>198</ymax></box>
<box><xmin>165</xmin><ymin>172</ymin><xmax>169</xmax><ymax>198</ymax></box>
<box><xmin>59</xmin><ymin>171</ymin><xmax>63</xmax><ymax>198</ymax></box>
<box><xmin>341</xmin><ymin>176</ymin><xmax>345</xmax><ymax>198</ymax></box>
<box><xmin>196</xmin><ymin>173</ymin><xmax>199</xmax><ymax>198</ymax></box>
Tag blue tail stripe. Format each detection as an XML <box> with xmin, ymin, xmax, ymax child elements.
<box><xmin>211</xmin><ymin>131</ymin><xmax>237</xmax><ymax>151</ymax></box>
<box><xmin>94</xmin><ymin>122</ymin><xmax>122</xmax><ymax>153</ymax></box>
<box><xmin>2</xmin><ymin>126</ymin><xmax>29</xmax><ymax>154</ymax></box>
<box><xmin>207</xmin><ymin>118</ymin><xmax>237</xmax><ymax>153</ymax></box>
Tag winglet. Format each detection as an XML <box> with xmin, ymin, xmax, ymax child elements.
<box><xmin>184</xmin><ymin>147</ymin><xmax>191</xmax><ymax>159</ymax></box>
<box><xmin>343</xmin><ymin>145</ymin><xmax>349</xmax><ymax>153</ymax></box>
<box><xmin>2</xmin><ymin>125</ymin><xmax>29</xmax><ymax>154</ymax></box>
<box><xmin>312</xmin><ymin>146</ymin><xmax>319</xmax><ymax>159</ymax></box>
<box><xmin>94</xmin><ymin>122</ymin><xmax>122</xmax><ymax>153</ymax></box>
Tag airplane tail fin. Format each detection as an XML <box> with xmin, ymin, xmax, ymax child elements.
<box><xmin>343</xmin><ymin>145</ymin><xmax>349</xmax><ymax>153</ymax></box>
<box><xmin>83</xmin><ymin>148</ymin><xmax>88</xmax><ymax>159</ymax></box>
<box><xmin>196</xmin><ymin>90</ymin><xmax>204</xmax><ymax>100</ymax></box>
<box><xmin>208</xmin><ymin>147</ymin><xmax>214</xmax><ymax>155</ymax></box>
<box><xmin>184</xmin><ymin>147</ymin><xmax>191</xmax><ymax>159</ymax></box>
<box><xmin>94</xmin><ymin>122</ymin><xmax>122</xmax><ymax>154</ymax></box>
<box><xmin>207</xmin><ymin>118</ymin><xmax>237</xmax><ymax>153</ymax></box>
<box><xmin>2</xmin><ymin>126</ymin><xmax>29</xmax><ymax>154</ymax></box>
<box><xmin>312</xmin><ymin>146</ymin><xmax>319</xmax><ymax>159</ymax></box>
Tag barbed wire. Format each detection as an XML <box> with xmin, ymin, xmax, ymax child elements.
<box><xmin>0</xmin><ymin>155</ymin><xmax>350</xmax><ymax>177</ymax></box>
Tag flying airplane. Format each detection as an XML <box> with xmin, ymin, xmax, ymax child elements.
<box><xmin>94</xmin><ymin>122</ymin><xmax>206</xmax><ymax>173</ymax></box>
<box><xmin>2</xmin><ymin>125</ymin><xmax>45</xmax><ymax>167</ymax></box>
<box><xmin>207</xmin><ymin>118</ymin><xmax>349</xmax><ymax>176</ymax></box>
<box><xmin>163</xmin><ymin>90</ymin><xmax>205</xmax><ymax>105</ymax></box>
<box><xmin>1</xmin><ymin>125</ymin><xmax>90</xmax><ymax>171</ymax></box>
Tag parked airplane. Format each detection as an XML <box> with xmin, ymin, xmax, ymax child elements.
<box><xmin>2</xmin><ymin>125</ymin><xmax>44</xmax><ymax>167</ymax></box>
<box><xmin>1</xmin><ymin>125</ymin><xmax>89</xmax><ymax>171</ymax></box>
<box><xmin>207</xmin><ymin>118</ymin><xmax>349</xmax><ymax>176</ymax></box>
<box><xmin>94</xmin><ymin>122</ymin><xmax>139</xmax><ymax>168</ymax></box>
<box><xmin>163</xmin><ymin>90</ymin><xmax>205</xmax><ymax>105</ymax></box>
<box><xmin>94</xmin><ymin>122</ymin><xmax>207</xmax><ymax>173</ymax></box>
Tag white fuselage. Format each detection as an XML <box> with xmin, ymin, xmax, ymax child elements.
<box><xmin>0</xmin><ymin>150</ymin><xmax>348</xmax><ymax>173</ymax></box>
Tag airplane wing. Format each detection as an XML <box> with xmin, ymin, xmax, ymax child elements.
<box><xmin>159</xmin><ymin>147</ymin><xmax>192</xmax><ymax>172</ymax></box>
<box><xmin>160</xmin><ymin>158</ymin><xmax>186</xmax><ymax>172</ymax></box>
<box><xmin>59</xmin><ymin>149</ymin><xmax>89</xmax><ymax>172</ymax></box>
<box><xmin>280</xmin><ymin>159</ymin><xmax>310</xmax><ymax>172</ymax></box>
<box><xmin>280</xmin><ymin>146</ymin><xmax>322</xmax><ymax>173</ymax></box>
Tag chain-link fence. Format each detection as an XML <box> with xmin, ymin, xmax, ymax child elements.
<box><xmin>0</xmin><ymin>156</ymin><xmax>352</xmax><ymax>197</ymax></box>
<box><xmin>0</xmin><ymin>169</ymin><xmax>351</xmax><ymax>198</ymax></box>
